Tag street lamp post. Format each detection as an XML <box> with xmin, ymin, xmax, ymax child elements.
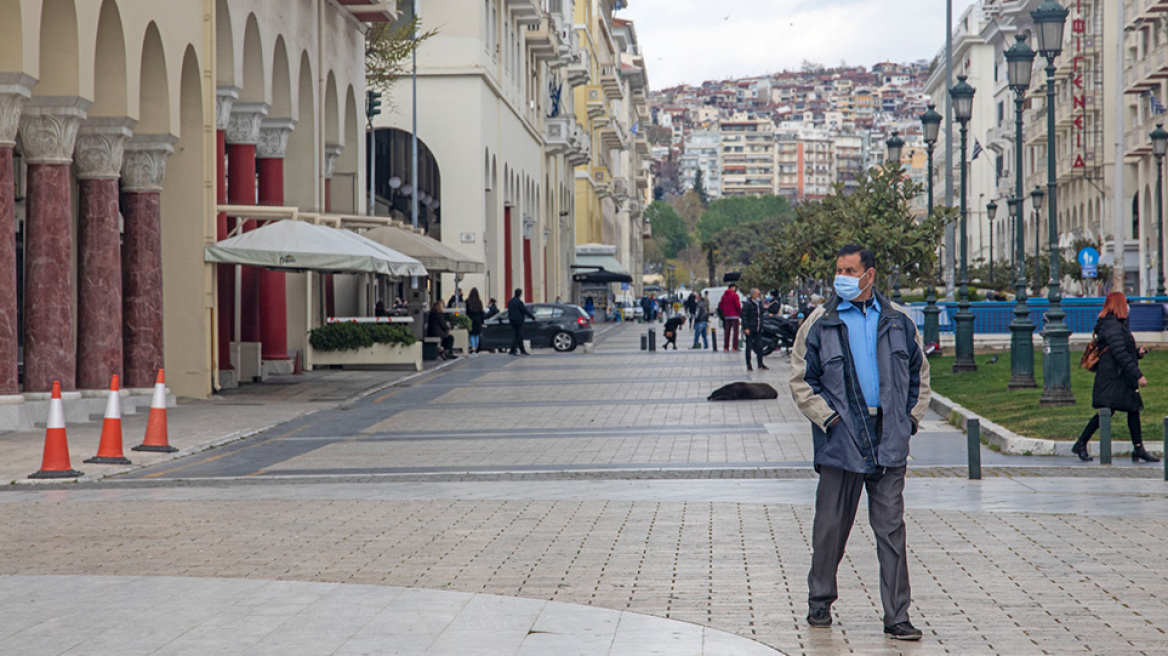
<box><xmin>1006</xmin><ymin>32</ymin><xmax>1037</xmax><ymax>388</ymax></box>
<box><xmin>987</xmin><ymin>199</ymin><xmax>998</xmax><ymax>285</ymax></box>
<box><xmin>887</xmin><ymin>131</ymin><xmax>906</xmax><ymax>305</ymax></box>
<box><xmin>1151</xmin><ymin>123</ymin><xmax>1168</xmax><ymax>299</ymax></box>
<box><xmin>950</xmin><ymin>75</ymin><xmax>977</xmax><ymax>372</ymax></box>
<box><xmin>1032</xmin><ymin>0</ymin><xmax>1074</xmax><ymax>406</ymax></box>
<box><xmin>1031</xmin><ymin>185</ymin><xmax>1044</xmax><ymax>295</ymax></box>
<box><xmin>921</xmin><ymin>105</ymin><xmax>943</xmax><ymax>346</ymax></box>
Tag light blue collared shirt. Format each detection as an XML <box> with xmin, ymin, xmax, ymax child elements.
<box><xmin>837</xmin><ymin>296</ymin><xmax>880</xmax><ymax>409</ymax></box>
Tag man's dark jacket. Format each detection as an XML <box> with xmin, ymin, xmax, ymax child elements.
<box><xmin>507</xmin><ymin>297</ymin><xmax>535</xmax><ymax>325</ymax></box>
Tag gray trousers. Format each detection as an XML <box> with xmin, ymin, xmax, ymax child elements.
<box><xmin>808</xmin><ymin>464</ymin><xmax>911</xmax><ymax>626</ymax></box>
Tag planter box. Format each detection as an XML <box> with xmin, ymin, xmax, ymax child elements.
<box><xmin>310</xmin><ymin>341</ymin><xmax>422</xmax><ymax>371</ymax></box>
<box><xmin>451</xmin><ymin>328</ymin><xmax>469</xmax><ymax>353</ymax></box>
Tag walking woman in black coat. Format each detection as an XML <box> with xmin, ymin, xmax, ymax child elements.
<box><xmin>1073</xmin><ymin>292</ymin><xmax>1159</xmax><ymax>462</ymax></box>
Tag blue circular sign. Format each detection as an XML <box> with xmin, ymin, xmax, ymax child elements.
<box><xmin>1077</xmin><ymin>247</ymin><xmax>1100</xmax><ymax>267</ymax></box>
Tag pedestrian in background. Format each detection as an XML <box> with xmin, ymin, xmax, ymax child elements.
<box><xmin>719</xmin><ymin>283</ymin><xmax>742</xmax><ymax>351</ymax></box>
<box><xmin>685</xmin><ymin>292</ymin><xmax>697</xmax><ymax>325</ymax></box>
<box><xmin>691</xmin><ymin>294</ymin><xmax>710</xmax><ymax>349</ymax></box>
<box><xmin>640</xmin><ymin>294</ymin><xmax>653</xmax><ymax>323</ymax></box>
<box><xmin>662</xmin><ymin>315</ymin><xmax>685</xmax><ymax>350</ymax></box>
<box><xmin>584</xmin><ymin>296</ymin><xmax>595</xmax><ymax>319</ymax></box>
<box><xmin>741</xmin><ymin>287</ymin><xmax>768</xmax><ymax>372</ymax></box>
<box><xmin>427</xmin><ymin>300</ymin><xmax>457</xmax><ymax>360</ymax></box>
<box><xmin>465</xmin><ymin>288</ymin><xmax>485</xmax><ymax>355</ymax></box>
<box><xmin>1073</xmin><ymin>291</ymin><xmax>1159</xmax><ymax>463</ymax></box>
<box><xmin>485</xmin><ymin>298</ymin><xmax>500</xmax><ymax>320</ymax></box>
<box><xmin>789</xmin><ymin>244</ymin><xmax>930</xmax><ymax>641</ymax></box>
<box><xmin>507</xmin><ymin>288</ymin><xmax>535</xmax><ymax>356</ymax></box>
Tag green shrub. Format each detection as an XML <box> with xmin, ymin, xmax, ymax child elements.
<box><xmin>448</xmin><ymin>313</ymin><xmax>472</xmax><ymax>330</ymax></box>
<box><xmin>309</xmin><ymin>322</ymin><xmax>418</xmax><ymax>352</ymax></box>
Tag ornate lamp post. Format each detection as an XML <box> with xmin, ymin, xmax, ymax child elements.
<box><xmin>987</xmin><ymin>199</ymin><xmax>998</xmax><ymax>285</ymax></box>
<box><xmin>1031</xmin><ymin>185</ymin><xmax>1045</xmax><ymax>295</ymax></box>
<box><xmin>950</xmin><ymin>74</ymin><xmax>977</xmax><ymax>372</ymax></box>
<box><xmin>1006</xmin><ymin>32</ymin><xmax>1037</xmax><ymax>388</ymax></box>
<box><xmin>886</xmin><ymin>131</ymin><xmax>904</xmax><ymax>165</ymax></box>
<box><xmin>921</xmin><ymin>104</ymin><xmax>943</xmax><ymax>346</ymax></box>
<box><xmin>1032</xmin><ymin>0</ymin><xmax>1074</xmax><ymax>406</ymax></box>
<box><xmin>1151</xmin><ymin>123</ymin><xmax>1168</xmax><ymax>299</ymax></box>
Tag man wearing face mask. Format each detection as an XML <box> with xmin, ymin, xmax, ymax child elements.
<box><xmin>788</xmin><ymin>244</ymin><xmax>930</xmax><ymax>641</ymax></box>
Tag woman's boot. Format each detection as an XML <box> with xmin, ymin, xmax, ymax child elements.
<box><xmin>1132</xmin><ymin>444</ymin><xmax>1161</xmax><ymax>463</ymax></box>
<box><xmin>1071</xmin><ymin>438</ymin><xmax>1093</xmax><ymax>462</ymax></box>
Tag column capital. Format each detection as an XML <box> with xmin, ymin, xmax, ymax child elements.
<box><xmin>323</xmin><ymin>142</ymin><xmax>344</xmax><ymax>179</ymax></box>
<box><xmin>74</xmin><ymin>117</ymin><xmax>135</xmax><ymax>180</ymax></box>
<box><xmin>225</xmin><ymin>101</ymin><xmax>269</xmax><ymax>145</ymax></box>
<box><xmin>256</xmin><ymin>118</ymin><xmax>296</xmax><ymax>159</ymax></box>
<box><xmin>215</xmin><ymin>86</ymin><xmax>240</xmax><ymax>132</ymax></box>
<box><xmin>0</xmin><ymin>74</ymin><xmax>34</xmax><ymax>147</ymax></box>
<box><xmin>19</xmin><ymin>96</ymin><xmax>91</xmax><ymax>165</ymax></box>
<box><xmin>122</xmin><ymin>134</ymin><xmax>176</xmax><ymax>193</ymax></box>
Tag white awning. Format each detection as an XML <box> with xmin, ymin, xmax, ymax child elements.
<box><xmin>362</xmin><ymin>225</ymin><xmax>485</xmax><ymax>275</ymax></box>
<box><xmin>204</xmin><ymin>220</ymin><xmax>427</xmax><ymax>277</ymax></box>
<box><xmin>575</xmin><ymin>253</ymin><xmax>629</xmax><ymax>275</ymax></box>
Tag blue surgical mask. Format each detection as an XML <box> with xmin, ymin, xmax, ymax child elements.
<box><xmin>833</xmin><ymin>270</ymin><xmax>871</xmax><ymax>302</ymax></box>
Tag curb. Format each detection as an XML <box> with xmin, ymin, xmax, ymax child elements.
<box><xmin>929</xmin><ymin>392</ymin><xmax>1161</xmax><ymax>458</ymax></box>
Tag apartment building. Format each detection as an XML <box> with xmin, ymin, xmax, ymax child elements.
<box><xmin>719</xmin><ymin>115</ymin><xmax>775</xmax><ymax>197</ymax></box>
<box><xmin>680</xmin><ymin>129</ymin><xmax>722</xmax><ymax>198</ymax></box>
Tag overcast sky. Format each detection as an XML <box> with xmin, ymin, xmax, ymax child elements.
<box><xmin>618</xmin><ymin>0</ymin><xmax>977</xmax><ymax>89</ymax></box>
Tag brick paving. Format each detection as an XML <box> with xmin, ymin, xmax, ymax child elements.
<box><xmin>1</xmin><ymin>323</ymin><xmax>1167</xmax><ymax>654</ymax></box>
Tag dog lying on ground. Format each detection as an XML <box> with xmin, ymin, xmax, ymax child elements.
<box><xmin>707</xmin><ymin>382</ymin><xmax>779</xmax><ymax>401</ymax></box>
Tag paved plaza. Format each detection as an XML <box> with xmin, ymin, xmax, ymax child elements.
<box><xmin>1</xmin><ymin>323</ymin><xmax>1167</xmax><ymax>654</ymax></box>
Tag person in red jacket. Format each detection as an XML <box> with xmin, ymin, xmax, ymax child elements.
<box><xmin>719</xmin><ymin>284</ymin><xmax>742</xmax><ymax>351</ymax></box>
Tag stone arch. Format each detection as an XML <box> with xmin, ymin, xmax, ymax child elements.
<box><xmin>270</xmin><ymin>36</ymin><xmax>292</xmax><ymax>118</ymax></box>
<box><xmin>240</xmin><ymin>13</ymin><xmax>265</xmax><ymax>103</ymax></box>
<box><xmin>37</xmin><ymin>0</ymin><xmax>80</xmax><ymax>96</ymax></box>
<box><xmin>285</xmin><ymin>51</ymin><xmax>316</xmax><ymax>211</ymax></box>
<box><xmin>215</xmin><ymin>0</ymin><xmax>234</xmax><ymax>87</ymax></box>
<box><xmin>161</xmin><ymin>45</ymin><xmax>208</xmax><ymax>397</ymax></box>
<box><xmin>136</xmin><ymin>22</ymin><xmax>169</xmax><ymax>134</ymax></box>
<box><xmin>0</xmin><ymin>1</ymin><xmax>23</xmax><ymax>72</ymax></box>
<box><xmin>324</xmin><ymin>72</ymin><xmax>339</xmax><ymax>146</ymax></box>
<box><xmin>90</xmin><ymin>0</ymin><xmax>128</xmax><ymax>117</ymax></box>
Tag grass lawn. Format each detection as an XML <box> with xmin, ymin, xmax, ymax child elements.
<box><xmin>930</xmin><ymin>350</ymin><xmax>1168</xmax><ymax>442</ymax></box>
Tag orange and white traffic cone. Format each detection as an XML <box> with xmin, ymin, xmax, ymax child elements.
<box><xmin>133</xmin><ymin>369</ymin><xmax>177</xmax><ymax>453</ymax></box>
<box><xmin>29</xmin><ymin>381</ymin><xmax>84</xmax><ymax>479</ymax></box>
<box><xmin>85</xmin><ymin>375</ymin><xmax>131</xmax><ymax>465</ymax></box>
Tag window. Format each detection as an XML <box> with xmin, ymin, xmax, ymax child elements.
<box><xmin>997</xmin><ymin>101</ymin><xmax>1004</xmax><ymax>126</ymax></box>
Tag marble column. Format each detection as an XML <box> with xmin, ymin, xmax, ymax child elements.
<box><xmin>256</xmin><ymin>118</ymin><xmax>295</xmax><ymax>365</ymax></box>
<box><xmin>19</xmin><ymin>97</ymin><xmax>90</xmax><ymax>393</ymax></box>
<box><xmin>0</xmin><ymin>77</ymin><xmax>31</xmax><ymax>396</ymax></box>
<box><xmin>121</xmin><ymin>134</ymin><xmax>174</xmax><ymax>390</ymax></box>
<box><xmin>74</xmin><ymin>119</ymin><xmax>132</xmax><ymax>391</ymax></box>
<box><xmin>323</xmin><ymin>143</ymin><xmax>343</xmax><ymax>318</ymax></box>
<box><xmin>215</xmin><ymin>87</ymin><xmax>238</xmax><ymax>376</ymax></box>
<box><xmin>226</xmin><ymin>102</ymin><xmax>268</xmax><ymax>344</ymax></box>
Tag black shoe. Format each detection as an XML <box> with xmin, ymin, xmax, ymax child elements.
<box><xmin>1133</xmin><ymin>445</ymin><xmax>1161</xmax><ymax>463</ymax></box>
<box><xmin>1071</xmin><ymin>440</ymin><xmax>1093</xmax><ymax>462</ymax></box>
<box><xmin>806</xmin><ymin>608</ymin><xmax>832</xmax><ymax>628</ymax></box>
<box><xmin>747</xmin><ymin>365</ymin><xmax>753</xmax><ymax>372</ymax></box>
<box><xmin>884</xmin><ymin>621</ymin><xmax>922</xmax><ymax>640</ymax></box>
<box><xmin>509</xmin><ymin>351</ymin><xmax>519</xmax><ymax>356</ymax></box>
<box><xmin>758</xmin><ymin>364</ymin><xmax>770</xmax><ymax>371</ymax></box>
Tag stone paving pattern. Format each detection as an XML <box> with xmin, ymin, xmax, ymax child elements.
<box><xmin>1</xmin><ymin>324</ymin><xmax>1167</xmax><ymax>654</ymax></box>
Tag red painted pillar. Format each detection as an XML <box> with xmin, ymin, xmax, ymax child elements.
<box><xmin>225</xmin><ymin>103</ymin><xmax>267</xmax><ymax>345</ymax></box>
<box><xmin>523</xmin><ymin>236</ymin><xmax>533</xmax><ymax>303</ymax></box>
<box><xmin>19</xmin><ymin>102</ymin><xmax>87</xmax><ymax>393</ymax></box>
<box><xmin>504</xmin><ymin>207</ymin><xmax>513</xmax><ymax>296</ymax></box>
<box><xmin>75</xmin><ymin>122</ymin><xmax>132</xmax><ymax>390</ymax></box>
<box><xmin>256</xmin><ymin>119</ymin><xmax>293</xmax><ymax>363</ymax></box>
<box><xmin>0</xmin><ymin>88</ymin><xmax>27</xmax><ymax>395</ymax></box>
<box><xmin>121</xmin><ymin>136</ymin><xmax>174</xmax><ymax>390</ymax></box>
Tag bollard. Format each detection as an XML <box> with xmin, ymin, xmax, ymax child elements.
<box><xmin>648</xmin><ymin>329</ymin><xmax>656</xmax><ymax>352</ymax></box>
<box><xmin>1099</xmin><ymin>408</ymin><xmax>1112</xmax><ymax>465</ymax></box>
<box><xmin>966</xmin><ymin>417</ymin><xmax>982</xmax><ymax>480</ymax></box>
<box><xmin>640</xmin><ymin>335</ymin><xmax>647</xmax><ymax>350</ymax></box>
<box><xmin>711</xmin><ymin>327</ymin><xmax>718</xmax><ymax>351</ymax></box>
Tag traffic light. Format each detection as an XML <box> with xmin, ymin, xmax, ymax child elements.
<box><xmin>366</xmin><ymin>89</ymin><xmax>383</xmax><ymax>119</ymax></box>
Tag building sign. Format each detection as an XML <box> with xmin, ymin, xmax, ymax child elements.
<box><xmin>1070</xmin><ymin>0</ymin><xmax>1088</xmax><ymax>170</ymax></box>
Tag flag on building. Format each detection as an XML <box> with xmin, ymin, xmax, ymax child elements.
<box><xmin>971</xmin><ymin>139</ymin><xmax>983</xmax><ymax>161</ymax></box>
<box><xmin>1149</xmin><ymin>90</ymin><xmax>1167</xmax><ymax>116</ymax></box>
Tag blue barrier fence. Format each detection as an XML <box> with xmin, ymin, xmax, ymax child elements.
<box><xmin>908</xmin><ymin>298</ymin><xmax>1168</xmax><ymax>334</ymax></box>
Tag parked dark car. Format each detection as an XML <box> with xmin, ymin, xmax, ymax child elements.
<box><xmin>480</xmin><ymin>303</ymin><xmax>593</xmax><ymax>352</ymax></box>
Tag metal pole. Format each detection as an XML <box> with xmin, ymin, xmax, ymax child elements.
<box><xmin>410</xmin><ymin>0</ymin><xmax>420</xmax><ymax>290</ymax></box>
<box><xmin>1010</xmin><ymin>94</ymin><xmax>1036</xmax><ymax>389</ymax></box>
<box><xmin>1157</xmin><ymin>156</ymin><xmax>1165</xmax><ymax>298</ymax></box>
<box><xmin>1040</xmin><ymin>59</ymin><xmax>1075</xmax><ymax>406</ymax></box>
<box><xmin>1162</xmin><ymin>416</ymin><xmax>1167</xmax><ymax>481</ymax></box>
<box><xmin>368</xmin><ymin>109</ymin><xmax>375</xmax><ymax>216</ymax></box>
<box><xmin>1114</xmin><ymin>0</ymin><xmax>1127</xmax><ymax>293</ymax></box>
<box><xmin>966</xmin><ymin>417</ymin><xmax>981</xmax><ymax>480</ymax></box>
<box><xmin>945</xmin><ymin>0</ymin><xmax>956</xmax><ymax>301</ymax></box>
<box><xmin>1035</xmin><ymin>207</ymin><xmax>1041</xmax><ymax>296</ymax></box>
<box><xmin>924</xmin><ymin>143</ymin><xmax>941</xmax><ymax>345</ymax></box>
<box><xmin>954</xmin><ymin>120</ymin><xmax>976</xmax><ymax>372</ymax></box>
<box><xmin>1099</xmin><ymin>408</ymin><xmax>1112</xmax><ymax>465</ymax></box>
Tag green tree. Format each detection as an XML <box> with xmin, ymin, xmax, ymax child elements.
<box><xmin>710</xmin><ymin>215</ymin><xmax>788</xmax><ymax>272</ymax></box>
<box><xmin>695</xmin><ymin>195</ymin><xmax>792</xmax><ymax>243</ymax></box>
<box><xmin>366</xmin><ymin>16</ymin><xmax>438</xmax><ymax>106</ymax></box>
<box><xmin>692</xmin><ymin>169</ymin><xmax>709</xmax><ymax>206</ymax></box>
<box><xmin>645</xmin><ymin>201</ymin><xmax>691</xmax><ymax>259</ymax></box>
<box><xmin>668</xmin><ymin>190</ymin><xmax>706</xmax><ymax>233</ymax></box>
<box><xmin>744</xmin><ymin>167</ymin><xmax>952</xmax><ymax>294</ymax></box>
